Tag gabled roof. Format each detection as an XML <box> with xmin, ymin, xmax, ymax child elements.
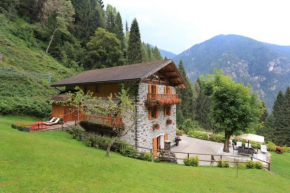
<box><xmin>52</xmin><ymin>60</ymin><xmax>187</xmax><ymax>88</ymax></box>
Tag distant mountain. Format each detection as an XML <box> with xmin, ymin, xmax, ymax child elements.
<box><xmin>173</xmin><ymin>34</ymin><xmax>290</xmax><ymax>112</ymax></box>
<box><xmin>158</xmin><ymin>48</ymin><xmax>177</xmax><ymax>59</ymax></box>
<box><xmin>149</xmin><ymin>44</ymin><xmax>177</xmax><ymax>59</ymax></box>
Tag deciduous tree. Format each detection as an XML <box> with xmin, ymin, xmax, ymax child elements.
<box><xmin>203</xmin><ymin>70</ymin><xmax>263</xmax><ymax>152</ymax></box>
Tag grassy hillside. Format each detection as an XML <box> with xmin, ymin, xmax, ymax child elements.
<box><xmin>0</xmin><ymin>116</ymin><xmax>289</xmax><ymax>193</ymax></box>
<box><xmin>0</xmin><ymin>14</ymin><xmax>75</xmax><ymax>117</ymax></box>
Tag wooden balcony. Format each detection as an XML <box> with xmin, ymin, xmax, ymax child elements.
<box><xmin>80</xmin><ymin>114</ymin><xmax>123</xmax><ymax>129</ymax></box>
<box><xmin>147</xmin><ymin>93</ymin><xmax>179</xmax><ymax>100</ymax></box>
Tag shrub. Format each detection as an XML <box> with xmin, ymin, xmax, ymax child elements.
<box><xmin>283</xmin><ymin>146</ymin><xmax>290</xmax><ymax>153</ymax></box>
<box><xmin>255</xmin><ymin>161</ymin><xmax>263</xmax><ymax>169</ymax></box>
<box><xmin>209</xmin><ymin>134</ymin><xmax>225</xmax><ymax>143</ymax></box>
<box><xmin>245</xmin><ymin>160</ymin><xmax>255</xmax><ymax>169</ymax></box>
<box><xmin>217</xmin><ymin>159</ymin><xmax>223</xmax><ymax>167</ymax></box>
<box><xmin>120</xmin><ymin>145</ymin><xmax>138</xmax><ymax>158</ymax></box>
<box><xmin>183</xmin><ymin>156</ymin><xmax>199</xmax><ymax>167</ymax></box>
<box><xmin>180</xmin><ymin>119</ymin><xmax>198</xmax><ymax>133</ymax></box>
<box><xmin>266</xmin><ymin>141</ymin><xmax>276</xmax><ymax>151</ymax></box>
<box><xmin>187</xmin><ymin>131</ymin><xmax>208</xmax><ymax>140</ymax></box>
<box><xmin>223</xmin><ymin>161</ymin><xmax>230</xmax><ymax>168</ymax></box>
<box><xmin>68</xmin><ymin>126</ymin><xmax>85</xmax><ymax>140</ymax></box>
<box><xmin>154</xmin><ymin>158</ymin><xmax>160</xmax><ymax>163</ymax></box>
<box><xmin>176</xmin><ymin>128</ymin><xmax>184</xmax><ymax>136</ymax></box>
<box><xmin>217</xmin><ymin>159</ymin><xmax>229</xmax><ymax>168</ymax></box>
<box><xmin>138</xmin><ymin>152</ymin><xmax>153</xmax><ymax>162</ymax></box>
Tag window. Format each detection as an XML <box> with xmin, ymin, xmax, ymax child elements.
<box><xmin>164</xmin><ymin>106</ymin><xmax>171</xmax><ymax>116</ymax></box>
<box><xmin>164</xmin><ymin>86</ymin><xmax>171</xmax><ymax>94</ymax></box>
<box><xmin>95</xmin><ymin>85</ymin><xmax>101</xmax><ymax>93</ymax></box>
<box><xmin>149</xmin><ymin>106</ymin><xmax>159</xmax><ymax>120</ymax></box>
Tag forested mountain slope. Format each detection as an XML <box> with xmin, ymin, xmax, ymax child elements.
<box><xmin>0</xmin><ymin>15</ymin><xmax>75</xmax><ymax>117</ymax></box>
<box><xmin>174</xmin><ymin>35</ymin><xmax>290</xmax><ymax>111</ymax></box>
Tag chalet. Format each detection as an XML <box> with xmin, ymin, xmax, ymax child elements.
<box><xmin>51</xmin><ymin>60</ymin><xmax>187</xmax><ymax>155</ymax></box>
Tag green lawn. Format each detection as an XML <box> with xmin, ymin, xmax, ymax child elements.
<box><xmin>271</xmin><ymin>152</ymin><xmax>290</xmax><ymax>179</ymax></box>
<box><xmin>1</xmin><ymin>116</ymin><xmax>290</xmax><ymax>193</ymax></box>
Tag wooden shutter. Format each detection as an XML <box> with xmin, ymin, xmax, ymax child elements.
<box><xmin>148</xmin><ymin>84</ymin><xmax>152</xmax><ymax>93</ymax></box>
<box><xmin>156</xmin><ymin>85</ymin><xmax>158</xmax><ymax>94</ymax></box>
<box><xmin>169</xmin><ymin>87</ymin><xmax>172</xmax><ymax>94</ymax></box>
<box><xmin>153</xmin><ymin>138</ymin><xmax>157</xmax><ymax>156</ymax></box>
<box><xmin>156</xmin><ymin>106</ymin><xmax>159</xmax><ymax>118</ymax></box>
<box><xmin>164</xmin><ymin>133</ymin><xmax>168</xmax><ymax>140</ymax></box>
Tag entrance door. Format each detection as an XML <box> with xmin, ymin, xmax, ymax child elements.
<box><xmin>153</xmin><ymin>134</ymin><xmax>165</xmax><ymax>156</ymax></box>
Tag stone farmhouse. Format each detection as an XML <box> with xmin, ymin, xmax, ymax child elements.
<box><xmin>50</xmin><ymin>60</ymin><xmax>187</xmax><ymax>155</ymax></box>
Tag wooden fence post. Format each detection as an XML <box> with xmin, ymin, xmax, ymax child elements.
<box><xmin>150</xmin><ymin>149</ymin><xmax>154</xmax><ymax>162</ymax></box>
<box><xmin>187</xmin><ymin>153</ymin><xmax>189</xmax><ymax>159</ymax></box>
<box><xmin>220</xmin><ymin>155</ymin><xmax>222</xmax><ymax>160</ymax></box>
<box><xmin>268</xmin><ymin>163</ymin><xmax>271</xmax><ymax>171</ymax></box>
<box><xmin>251</xmin><ymin>157</ymin><xmax>253</xmax><ymax>161</ymax></box>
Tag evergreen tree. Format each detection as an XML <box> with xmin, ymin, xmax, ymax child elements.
<box><xmin>98</xmin><ymin>0</ymin><xmax>104</xmax><ymax>8</ymax></box>
<box><xmin>105</xmin><ymin>4</ymin><xmax>117</xmax><ymax>33</ymax></box>
<box><xmin>194</xmin><ymin>78</ymin><xmax>214</xmax><ymax>131</ymax></box>
<box><xmin>152</xmin><ymin>46</ymin><xmax>162</xmax><ymax>60</ymax></box>
<box><xmin>115</xmin><ymin>12</ymin><xmax>125</xmax><ymax>50</ymax></box>
<box><xmin>71</xmin><ymin>0</ymin><xmax>105</xmax><ymax>44</ymax></box>
<box><xmin>125</xmin><ymin>21</ymin><xmax>129</xmax><ymax>32</ymax></box>
<box><xmin>176</xmin><ymin>60</ymin><xmax>196</xmax><ymax>127</ymax></box>
<box><xmin>127</xmin><ymin>18</ymin><xmax>142</xmax><ymax>64</ymax></box>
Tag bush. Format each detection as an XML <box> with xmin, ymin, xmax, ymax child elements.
<box><xmin>187</xmin><ymin>131</ymin><xmax>208</xmax><ymax>140</ymax></box>
<box><xmin>184</xmin><ymin>156</ymin><xmax>199</xmax><ymax>167</ymax></box>
<box><xmin>266</xmin><ymin>141</ymin><xmax>276</xmax><ymax>151</ymax></box>
<box><xmin>120</xmin><ymin>145</ymin><xmax>138</xmax><ymax>158</ymax></box>
<box><xmin>255</xmin><ymin>161</ymin><xmax>263</xmax><ymax>169</ymax></box>
<box><xmin>68</xmin><ymin>126</ymin><xmax>85</xmax><ymax>140</ymax></box>
<box><xmin>217</xmin><ymin>159</ymin><xmax>229</xmax><ymax>168</ymax></box>
<box><xmin>138</xmin><ymin>152</ymin><xmax>153</xmax><ymax>162</ymax></box>
<box><xmin>217</xmin><ymin>159</ymin><xmax>223</xmax><ymax>167</ymax></box>
<box><xmin>223</xmin><ymin>161</ymin><xmax>230</xmax><ymax>168</ymax></box>
<box><xmin>283</xmin><ymin>146</ymin><xmax>290</xmax><ymax>153</ymax></box>
<box><xmin>209</xmin><ymin>134</ymin><xmax>225</xmax><ymax>143</ymax></box>
<box><xmin>154</xmin><ymin>158</ymin><xmax>160</xmax><ymax>163</ymax></box>
<box><xmin>245</xmin><ymin>160</ymin><xmax>255</xmax><ymax>169</ymax></box>
<box><xmin>176</xmin><ymin>128</ymin><xmax>184</xmax><ymax>136</ymax></box>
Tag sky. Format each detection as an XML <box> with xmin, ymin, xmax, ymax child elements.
<box><xmin>104</xmin><ymin>0</ymin><xmax>290</xmax><ymax>54</ymax></box>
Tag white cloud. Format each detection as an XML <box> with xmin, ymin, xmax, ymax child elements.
<box><xmin>105</xmin><ymin>0</ymin><xmax>290</xmax><ymax>54</ymax></box>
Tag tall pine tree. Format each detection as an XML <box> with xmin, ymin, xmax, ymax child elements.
<box><xmin>176</xmin><ymin>60</ymin><xmax>196</xmax><ymax>126</ymax></box>
<box><xmin>127</xmin><ymin>18</ymin><xmax>142</xmax><ymax>64</ymax></box>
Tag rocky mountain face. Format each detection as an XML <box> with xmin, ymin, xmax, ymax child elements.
<box><xmin>173</xmin><ymin>35</ymin><xmax>290</xmax><ymax>112</ymax></box>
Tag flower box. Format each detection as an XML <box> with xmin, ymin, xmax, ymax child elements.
<box><xmin>153</xmin><ymin>123</ymin><xmax>160</xmax><ymax>130</ymax></box>
<box><xmin>166</xmin><ymin>119</ymin><xmax>173</xmax><ymax>125</ymax></box>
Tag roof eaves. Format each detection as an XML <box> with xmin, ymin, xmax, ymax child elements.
<box><xmin>51</xmin><ymin>78</ymin><xmax>141</xmax><ymax>87</ymax></box>
<box><xmin>140</xmin><ymin>60</ymin><xmax>172</xmax><ymax>81</ymax></box>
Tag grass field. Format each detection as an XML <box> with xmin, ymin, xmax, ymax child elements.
<box><xmin>1</xmin><ymin>116</ymin><xmax>290</xmax><ymax>193</ymax></box>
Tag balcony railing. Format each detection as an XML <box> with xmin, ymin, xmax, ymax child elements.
<box><xmin>80</xmin><ymin>114</ymin><xmax>123</xmax><ymax>128</ymax></box>
<box><xmin>147</xmin><ymin>93</ymin><xmax>179</xmax><ymax>100</ymax></box>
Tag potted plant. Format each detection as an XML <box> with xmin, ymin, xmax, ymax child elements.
<box><xmin>175</xmin><ymin>136</ymin><xmax>181</xmax><ymax>146</ymax></box>
<box><xmin>166</xmin><ymin>119</ymin><xmax>173</xmax><ymax>125</ymax></box>
<box><xmin>153</xmin><ymin>123</ymin><xmax>160</xmax><ymax>130</ymax></box>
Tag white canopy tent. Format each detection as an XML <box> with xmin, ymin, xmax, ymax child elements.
<box><xmin>238</xmin><ymin>133</ymin><xmax>264</xmax><ymax>143</ymax></box>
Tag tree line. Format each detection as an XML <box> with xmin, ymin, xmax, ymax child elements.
<box><xmin>0</xmin><ymin>0</ymin><xmax>163</xmax><ymax>70</ymax></box>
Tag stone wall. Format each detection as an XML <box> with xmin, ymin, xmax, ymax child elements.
<box><xmin>136</xmin><ymin>83</ymin><xmax>177</xmax><ymax>152</ymax></box>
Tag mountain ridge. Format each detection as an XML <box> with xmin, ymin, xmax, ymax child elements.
<box><xmin>173</xmin><ymin>34</ymin><xmax>290</xmax><ymax>111</ymax></box>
